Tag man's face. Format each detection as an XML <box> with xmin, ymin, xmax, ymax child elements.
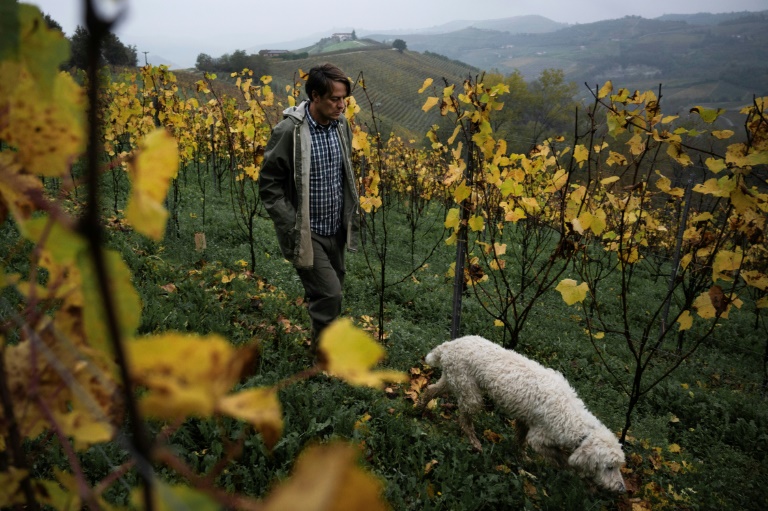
<box><xmin>310</xmin><ymin>80</ymin><xmax>347</xmax><ymax>125</ymax></box>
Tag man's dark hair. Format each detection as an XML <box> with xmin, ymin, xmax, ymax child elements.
<box><xmin>306</xmin><ymin>63</ymin><xmax>351</xmax><ymax>101</ymax></box>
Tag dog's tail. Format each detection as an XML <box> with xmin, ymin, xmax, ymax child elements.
<box><xmin>425</xmin><ymin>346</ymin><xmax>443</xmax><ymax>367</ymax></box>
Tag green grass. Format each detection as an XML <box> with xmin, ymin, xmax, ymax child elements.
<box><xmin>7</xmin><ymin>166</ymin><xmax>767</xmax><ymax>510</ymax></box>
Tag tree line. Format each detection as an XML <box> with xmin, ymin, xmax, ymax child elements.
<box><xmin>43</xmin><ymin>12</ymin><xmax>138</xmax><ymax>69</ymax></box>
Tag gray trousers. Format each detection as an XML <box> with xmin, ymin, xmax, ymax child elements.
<box><xmin>297</xmin><ymin>230</ymin><xmax>346</xmax><ymax>351</ymax></box>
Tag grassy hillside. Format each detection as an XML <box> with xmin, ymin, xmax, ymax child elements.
<box><xmin>267</xmin><ymin>49</ymin><xmax>479</xmax><ymax>140</ymax></box>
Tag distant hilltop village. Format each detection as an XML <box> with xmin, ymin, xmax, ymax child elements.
<box><xmin>259</xmin><ymin>32</ymin><xmax>356</xmax><ymax>57</ymax></box>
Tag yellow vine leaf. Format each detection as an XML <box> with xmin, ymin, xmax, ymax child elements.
<box><xmin>677</xmin><ymin>311</ymin><xmax>693</xmax><ymax>331</ymax></box>
<box><xmin>468</xmin><ymin>215</ymin><xmax>485</xmax><ymax>232</ymax></box>
<box><xmin>705</xmin><ymin>157</ymin><xmax>727</xmax><ymax>173</ymax></box>
<box><xmin>261</xmin><ymin>442</ymin><xmax>388</xmax><ymax>511</ymax></box>
<box><xmin>712</xmin><ymin>130</ymin><xmax>734</xmax><ymax>140</ymax></box>
<box><xmin>626</xmin><ymin>133</ymin><xmax>646</xmax><ymax>155</ymax></box>
<box><xmin>0</xmin><ymin>467</ymin><xmax>27</xmax><ymax>507</ymax></box>
<box><xmin>360</xmin><ymin>195</ymin><xmax>382</xmax><ymax>213</ymax></box>
<box><xmin>132</xmin><ymin>482</ymin><xmax>219</xmax><ymax>511</ymax></box>
<box><xmin>80</xmin><ymin>249</ymin><xmax>142</xmax><ymax>354</ymax></box>
<box><xmin>447</xmin><ymin>125</ymin><xmax>461</xmax><ymax>145</ymax></box>
<box><xmin>726</xmin><ymin>142</ymin><xmax>768</xmax><ymax>167</ymax></box>
<box><xmin>444</xmin><ymin>208</ymin><xmax>460</xmax><ymax>230</ymax></box>
<box><xmin>418</xmin><ymin>78</ymin><xmax>433</xmax><ymax>93</ymax></box>
<box><xmin>605</xmin><ymin>151</ymin><xmax>627</xmax><ymax>165</ymax></box>
<box><xmin>556</xmin><ymin>279</ymin><xmax>589</xmax><ymax>306</ymax></box>
<box><xmin>598</xmin><ymin>81</ymin><xmax>613</xmax><ymax>99</ymax></box>
<box><xmin>666</xmin><ymin>142</ymin><xmax>692</xmax><ymax>166</ymax></box>
<box><xmin>125</xmin><ymin>129</ymin><xmax>180</xmax><ymax>240</ymax></box>
<box><xmin>453</xmin><ymin>181</ymin><xmax>471</xmax><ymax>203</ymax></box>
<box><xmin>693</xmin><ymin>176</ymin><xmax>736</xmax><ymax>198</ymax></box>
<box><xmin>318</xmin><ymin>319</ymin><xmax>407</xmax><ymax>388</ymax></box>
<box><xmin>712</xmin><ymin>249</ymin><xmax>743</xmax><ymax>283</ymax></box>
<box><xmin>573</xmin><ymin>144</ymin><xmax>589</xmax><ymax>165</ymax></box>
<box><xmin>127</xmin><ymin>333</ymin><xmax>259</xmax><ymax>419</ymax></box>
<box><xmin>654</xmin><ymin>170</ymin><xmax>685</xmax><ymax>197</ymax></box>
<box><xmin>0</xmin><ymin>59</ymin><xmax>85</xmax><ymax>179</ymax></box>
<box><xmin>421</xmin><ymin>96</ymin><xmax>439</xmax><ymax>112</ymax></box>
<box><xmin>520</xmin><ymin>197</ymin><xmax>540</xmax><ymax>214</ymax></box>
<box><xmin>690</xmin><ymin>106</ymin><xmax>725</xmax><ymax>123</ymax></box>
<box><xmin>218</xmin><ymin>388</ymin><xmax>283</xmax><ymax>450</ymax></box>
<box><xmin>742</xmin><ymin>270</ymin><xmax>768</xmax><ymax>291</ymax></box>
<box><xmin>601</xmin><ymin>176</ymin><xmax>620</xmax><ymax>185</ymax></box>
<box><xmin>693</xmin><ymin>291</ymin><xmax>717</xmax><ymax>319</ymax></box>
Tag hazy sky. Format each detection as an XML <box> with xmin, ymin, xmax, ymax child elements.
<box><xmin>27</xmin><ymin>0</ymin><xmax>768</xmax><ymax>68</ymax></box>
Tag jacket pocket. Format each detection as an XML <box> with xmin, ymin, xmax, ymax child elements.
<box><xmin>275</xmin><ymin>227</ymin><xmax>296</xmax><ymax>260</ymax></box>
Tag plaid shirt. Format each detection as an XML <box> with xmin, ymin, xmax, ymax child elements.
<box><xmin>306</xmin><ymin>109</ymin><xmax>344</xmax><ymax>236</ymax></box>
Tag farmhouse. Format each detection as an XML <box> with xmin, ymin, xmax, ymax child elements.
<box><xmin>258</xmin><ymin>49</ymin><xmax>289</xmax><ymax>58</ymax></box>
<box><xmin>332</xmin><ymin>32</ymin><xmax>353</xmax><ymax>42</ymax></box>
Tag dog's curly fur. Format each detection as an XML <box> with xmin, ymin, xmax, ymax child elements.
<box><xmin>417</xmin><ymin>335</ymin><xmax>626</xmax><ymax>493</ymax></box>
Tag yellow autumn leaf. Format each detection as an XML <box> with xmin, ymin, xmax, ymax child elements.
<box><xmin>0</xmin><ymin>467</ymin><xmax>28</xmax><ymax>507</ymax></box>
<box><xmin>556</xmin><ymin>279</ymin><xmax>589</xmax><ymax>306</ymax></box>
<box><xmin>447</xmin><ymin>125</ymin><xmax>461</xmax><ymax>145</ymax></box>
<box><xmin>601</xmin><ymin>176</ymin><xmax>620</xmax><ymax>185</ymax></box>
<box><xmin>742</xmin><ymin>270</ymin><xmax>768</xmax><ymax>291</ymax></box>
<box><xmin>244</xmin><ymin>164</ymin><xmax>259</xmax><ymax>180</ymax></box>
<box><xmin>453</xmin><ymin>181</ymin><xmax>471</xmax><ymax>203</ymax></box>
<box><xmin>80</xmin><ymin>249</ymin><xmax>142</xmax><ymax>354</ymax></box>
<box><xmin>318</xmin><ymin>318</ymin><xmax>407</xmax><ymax>388</ymax></box>
<box><xmin>0</xmin><ymin>6</ymin><xmax>85</xmax><ymax>178</ymax></box>
<box><xmin>520</xmin><ymin>197</ymin><xmax>540</xmax><ymax>214</ymax></box>
<box><xmin>654</xmin><ymin>170</ymin><xmax>685</xmax><ymax>197</ymax></box>
<box><xmin>677</xmin><ymin>310</ymin><xmax>693</xmax><ymax>331</ymax></box>
<box><xmin>132</xmin><ymin>481</ymin><xmax>219</xmax><ymax>511</ymax></box>
<box><xmin>127</xmin><ymin>333</ymin><xmax>258</xmax><ymax>419</ymax></box>
<box><xmin>702</xmin><ymin>157</ymin><xmax>726</xmax><ymax>175</ymax></box>
<box><xmin>690</xmin><ymin>106</ymin><xmax>725</xmax><ymax>123</ymax></box>
<box><xmin>360</xmin><ymin>195</ymin><xmax>382</xmax><ymax>213</ymax></box>
<box><xmin>668</xmin><ymin>443</ymin><xmax>682</xmax><ymax>453</ymax></box>
<box><xmin>125</xmin><ymin>129</ymin><xmax>180</xmax><ymax>240</ymax></box>
<box><xmin>712</xmin><ymin>249</ymin><xmax>743</xmax><ymax>283</ymax></box>
<box><xmin>261</xmin><ymin>442</ymin><xmax>388</xmax><ymax>511</ymax></box>
<box><xmin>418</xmin><ymin>78</ymin><xmax>433</xmax><ymax>94</ymax></box>
<box><xmin>590</xmin><ymin>209</ymin><xmax>607</xmax><ymax>236</ymax></box>
<box><xmin>606</xmin><ymin>151</ymin><xmax>627</xmax><ymax>166</ymax></box>
<box><xmin>494</xmin><ymin>319</ymin><xmax>504</xmax><ymax>327</ymax></box>
<box><xmin>693</xmin><ymin>176</ymin><xmax>736</xmax><ymax>197</ymax></box>
<box><xmin>667</xmin><ymin>142</ymin><xmax>692</xmax><ymax>166</ymax></box>
<box><xmin>712</xmin><ymin>130</ymin><xmax>734</xmax><ymax>140</ymax></box>
<box><xmin>597</xmin><ymin>81</ymin><xmax>613</xmax><ymax>99</ymax></box>
<box><xmin>422</xmin><ymin>96</ymin><xmax>439</xmax><ymax>112</ymax></box>
<box><xmin>573</xmin><ymin>144</ymin><xmax>589</xmax><ymax>165</ymax></box>
<box><xmin>218</xmin><ymin>387</ymin><xmax>283</xmax><ymax>449</ymax></box>
<box><xmin>626</xmin><ymin>133</ymin><xmax>646</xmax><ymax>155</ymax></box>
<box><xmin>692</xmin><ymin>292</ymin><xmax>717</xmax><ymax>319</ymax></box>
<box><xmin>468</xmin><ymin>215</ymin><xmax>485</xmax><ymax>232</ymax></box>
<box><xmin>444</xmin><ymin>208</ymin><xmax>460</xmax><ymax>230</ymax></box>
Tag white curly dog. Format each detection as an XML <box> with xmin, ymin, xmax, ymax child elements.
<box><xmin>417</xmin><ymin>335</ymin><xmax>626</xmax><ymax>493</ymax></box>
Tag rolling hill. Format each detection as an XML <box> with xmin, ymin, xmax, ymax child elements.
<box><xmin>265</xmin><ymin>49</ymin><xmax>479</xmax><ymax>140</ymax></box>
<box><xmin>363</xmin><ymin>11</ymin><xmax>768</xmax><ymax>111</ymax></box>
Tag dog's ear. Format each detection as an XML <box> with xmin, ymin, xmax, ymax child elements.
<box><xmin>568</xmin><ymin>436</ymin><xmax>600</xmax><ymax>474</ymax></box>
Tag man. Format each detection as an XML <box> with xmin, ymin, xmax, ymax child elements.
<box><xmin>259</xmin><ymin>63</ymin><xmax>360</xmax><ymax>354</ymax></box>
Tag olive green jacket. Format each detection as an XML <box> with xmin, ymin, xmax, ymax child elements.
<box><xmin>259</xmin><ymin>101</ymin><xmax>360</xmax><ymax>269</ymax></box>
